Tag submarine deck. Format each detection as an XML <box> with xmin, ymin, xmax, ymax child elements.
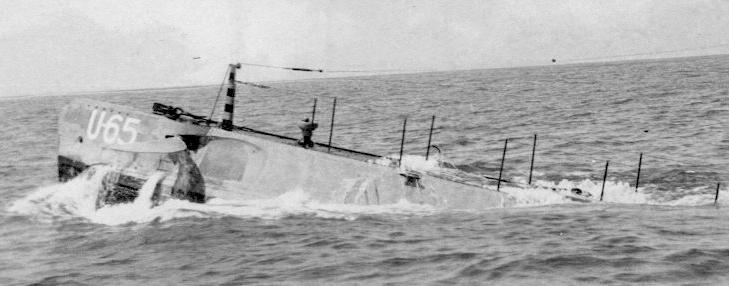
<box><xmin>233</xmin><ymin>125</ymin><xmax>383</xmax><ymax>163</ymax></box>
<box><xmin>230</xmin><ymin>124</ymin><xmax>495</xmax><ymax>189</ymax></box>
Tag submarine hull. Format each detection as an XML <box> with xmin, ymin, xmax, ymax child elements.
<box><xmin>58</xmin><ymin>98</ymin><xmax>516</xmax><ymax>209</ymax></box>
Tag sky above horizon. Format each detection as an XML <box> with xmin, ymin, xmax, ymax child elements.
<box><xmin>2</xmin><ymin>0</ymin><xmax>729</xmax><ymax>97</ymax></box>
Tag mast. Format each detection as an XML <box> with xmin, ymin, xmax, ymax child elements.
<box><xmin>221</xmin><ymin>63</ymin><xmax>242</xmax><ymax>131</ymax></box>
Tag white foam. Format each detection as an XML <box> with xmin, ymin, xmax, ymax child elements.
<box><xmin>400</xmin><ymin>154</ymin><xmax>441</xmax><ymax>172</ymax></box>
<box><xmin>502</xmin><ymin>178</ymin><xmax>726</xmax><ymax>207</ymax></box>
<box><xmin>500</xmin><ymin>184</ymin><xmax>573</xmax><ymax>206</ymax></box>
<box><xmin>8</xmin><ymin>167</ymin><xmax>204</xmax><ymax>225</ymax></box>
<box><xmin>8</xmin><ymin>166</ymin><xmax>112</xmax><ymax>221</ymax></box>
<box><xmin>89</xmin><ymin>171</ymin><xmax>172</xmax><ymax>225</ymax></box>
<box><xmin>7</xmin><ymin>168</ymin><xmax>438</xmax><ymax>226</ymax></box>
<box><xmin>8</xmin><ymin>161</ymin><xmax>724</xmax><ymax>226</ymax></box>
<box><xmin>374</xmin><ymin>153</ymin><xmax>445</xmax><ymax>172</ymax></box>
<box><xmin>199</xmin><ymin>188</ymin><xmax>437</xmax><ymax>221</ymax></box>
<box><xmin>547</xmin><ymin>179</ymin><xmax>649</xmax><ymax>204</ymax></box>
<box><xmin>664</xmin><ymin>185</ymin><xmax>724</xmax><ymax>206</ymax></box>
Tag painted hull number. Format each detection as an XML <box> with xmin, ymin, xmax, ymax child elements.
<box><xmin>86</xmin><ymin>109</ymin><xmax>141</xmax><ymax>144</ymax></box>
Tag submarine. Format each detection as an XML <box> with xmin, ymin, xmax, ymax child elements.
<box><xmin>57</xmin><ymin>63</ymin><xmax>588</xmax><ymax>210</ymax></box>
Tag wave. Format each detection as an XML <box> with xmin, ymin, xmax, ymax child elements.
<box><xmin>7</xmin><ymin>166</ymin><xmax>438</xmax><ymax>226</ymax></box>
<box><xmin>7</xmin><ymin>156</ymin><xmax>726</xmax><ymax>226</ymax></box>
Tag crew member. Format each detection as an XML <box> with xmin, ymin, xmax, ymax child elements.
<box><xmin>297</xmin><ymin>118</ymin><xmax>318</xmax><ymax>148</ymax></box>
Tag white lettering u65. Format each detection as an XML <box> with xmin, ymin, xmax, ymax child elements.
<box><xmin>86</xmin><ymin>109</ymin><xmax>141</xmax><ymax>144</ymax></box>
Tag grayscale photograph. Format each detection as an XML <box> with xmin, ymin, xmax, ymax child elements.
<box><xmin>1</xmin><ymin>0</ymin><xmax>728</xmax><ymax>285</ymax></box>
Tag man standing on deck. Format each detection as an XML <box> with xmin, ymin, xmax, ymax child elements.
<box><xmin>297</xmin><ymin>118</ymin><xmax>318</xmax><ymax>148</ymax></box>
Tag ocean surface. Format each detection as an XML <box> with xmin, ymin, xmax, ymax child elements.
<box><xmin>1</xmin><ymin>55</ymin><xmax>729</xmax><ymax>285</ymax></box>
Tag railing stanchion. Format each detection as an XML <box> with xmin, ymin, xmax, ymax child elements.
<box><xmin>635</xmin><ymin>153</ymin><xmax>643</xmax><ymax>192</ymax></box>
<box><xmin>425</xmin><ymin>115</ymin><xmax>436</xmax><ymax>161</ymax></box>
<box><xmin>528</xmin><ymin>134</ymin><xmax>537</xmax><ymax>185</ymax></box>
<box><xmin>600</xmin><ymin>161</ymin><xmax>609</xmax><ymax>202</ymax></box>
<box><xmin>311</xmin><ymin>97</ymin><xmax>318</xmax><ymax>122</ymax></box>
<box><xmin>398</xmin><ymin>117</ymin><xmax>407</xmax><ymax>167</ymax></box>
<box><xmin>715</xmin><ymin>182</ymin><xmax>721</xmax><ymax>205</ymax></box>
<box><xmin>327</xmin><ymin>98</ymin><xmax>337</xmax><ymax>152</ymax></box>
<box><xmin>497</xmin><ymin>138</ymin><xmax>508</xmax><ymax>192</ymax></box>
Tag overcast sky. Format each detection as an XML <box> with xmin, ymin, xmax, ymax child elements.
<box><xmin>2</xmin><ymin>0</ymin><xmax>729</xmax><ymax>97</ymax></box>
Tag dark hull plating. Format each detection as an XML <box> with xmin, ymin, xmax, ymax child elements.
<box><xmin>58</xmin><ymin>155</ymin><xmax>145</xmax><ymax>206</ymax></box>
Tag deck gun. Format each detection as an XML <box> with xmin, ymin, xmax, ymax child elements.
<box><xmin>153</xmin><ymin>103</ymin><xmax>209</xmax><ymax>125</ymax></box>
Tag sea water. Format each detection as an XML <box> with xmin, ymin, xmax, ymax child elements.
<box><xmin>1</xmin><ymin>55</ymin><xmax>728</xmax><ymax>285</ymax></box>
